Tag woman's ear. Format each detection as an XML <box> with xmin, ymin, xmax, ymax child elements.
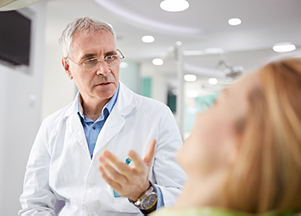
<box><xmin>62</xmin><ymin>57</ymin><xmax>73</xmax><ymax>80</ymax></box>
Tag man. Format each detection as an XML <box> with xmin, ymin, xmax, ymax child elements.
<box><xmin>19</xmin><ymin>17</ymin><xmax>185</xmax><ymax>215</ymax></box>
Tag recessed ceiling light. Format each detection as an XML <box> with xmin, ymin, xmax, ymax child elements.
<box><xmin>183</xmin><ymin>48</ymin><xmax>224</xmax><ymax>56</ymax></box>
<box><xmin>184</xmin><ymin>74</ymin><xmax>197</xmax><ymax>82</ymax></box>
<box><xmin>142</xmin><ymin>35</ymin><xmax>155</xmax><ymax>43</ymax></box>
<box><xmin>160</xmin><ymin>0</ymin><xmax>189</xmax><ymax>12</ymax></box>
<box><xmin>152</xmin><ymin>58</ymin><xmax>164</xmax><ymax>65</ymax></box>
<box><xmin>208</xmin><ymin>78</ymin><xmax>218</xmax><ymax>85</ymax></box>
<box><xmin>228</xmin><ymin>18</ymin><xmax>242</xmax><ymax>26</ymax></box>
<box><xmin>272</xmin><ymin>43</ymin><xmax>296</xmax><ymax>53</ymax></box>
<box><xmin>204</xmin><ymin>48</ymin><xmax>224</xmax><ymax>54</ymax></box>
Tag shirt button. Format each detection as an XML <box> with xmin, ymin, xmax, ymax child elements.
<box><xmin>92</xmin><ymin>126</ymin><xmax>96</xmax><ymax>130</ymax></box>
<box><xmin>86</xmin><ymin>212</ymin><xmax>92</xmax><ymax>216</ymax></box>
<box><xmin>88</xmin><ymin>182</ymin><xmax>95</xmax><ymax>188</ymax></box>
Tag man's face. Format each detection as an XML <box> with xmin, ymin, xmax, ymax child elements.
<box><xmin>63</xmin><ymin>29</ymin><xmax>120</xmax><ymax>105</ymax></box>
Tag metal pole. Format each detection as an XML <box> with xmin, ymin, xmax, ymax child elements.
<box><xmin>175</xmin><ymin>41</ymin><xmax>184</xmax><ymax>139</ymax></box>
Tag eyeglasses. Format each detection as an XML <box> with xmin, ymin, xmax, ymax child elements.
<box><xmin>67</xmin><ymin>49</ymin><xmax>125</xmax><ymax>70</ymax></box>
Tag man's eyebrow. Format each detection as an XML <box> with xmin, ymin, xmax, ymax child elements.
<box><xmin>81</xmin><ymin>53</ymin><xmax>96</xmax><ymax>60</ymax></box>
<box><xmin>81</xmin><ymin>51</ymin><xmax>117</xmax><ymax>59</ymax></box>
<box><xmin>105</xmin><ymin>50</ymin><xmax>117</xmax><ymax>56</ymax></box>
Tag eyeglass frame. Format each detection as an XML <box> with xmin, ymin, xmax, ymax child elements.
<box><xmin>67</xmin><ymin>49</ymin><xmax>125</xmax><ymax>70</ymax></box>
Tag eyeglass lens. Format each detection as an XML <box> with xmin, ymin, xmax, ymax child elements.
<box><xmin>83</xmin><ymin>50</ymin><xmax>123</xmax><ymax>69</ymax></box>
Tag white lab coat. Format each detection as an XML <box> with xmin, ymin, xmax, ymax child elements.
<box><xmin>19</xmin><ymin>82</ymin><xmax>186</xmax><ymax>216</ymax></box>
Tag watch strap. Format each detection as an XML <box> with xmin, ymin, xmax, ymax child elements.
<box><xmin>140</xmin><ymin>200</ymin><xmax>157</xmax><ymax>215</ymax></box>
<box><xmin>128</xmin><ymin>181</ymin><xmax>158</xmax><ymax>213</ymax></box>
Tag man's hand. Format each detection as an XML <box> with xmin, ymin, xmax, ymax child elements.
<box><xmin>98</xmin><ymin>139</ymin><xmax>157</xmax><ymax>201</ymax></box>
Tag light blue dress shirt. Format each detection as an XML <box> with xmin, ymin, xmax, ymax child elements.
<box><xmin>76</xmin><ymin>83</ymin><xmax>164</xmax><ymax>212</ymax></box>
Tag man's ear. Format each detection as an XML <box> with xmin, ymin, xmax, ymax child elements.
<box><xmin>62</xmin><ymin>57</ymin><xmax>73</xmax><ymax>80</ymax></box>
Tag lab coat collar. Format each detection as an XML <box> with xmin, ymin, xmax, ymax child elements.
<box><xmin>76</xmin><ymin>83</ymin><xmax>120</xmax><ymax>120</ymax></box>
<box><xmin>115</xmin><ymin>82</ymin><xmax>138</xmax><ymax>116</ymax></box>
<box><xmin>63</xmin><ymin>81</ymin><xmax>137</xmax><ymax>119</ymax></box>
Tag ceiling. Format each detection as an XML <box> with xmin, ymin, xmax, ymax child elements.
<box><xmin>45</xmin><ymin>0</ymin><xmax>301</xmax><ymax>78</ymax></box>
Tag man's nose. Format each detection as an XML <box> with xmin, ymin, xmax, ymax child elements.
<box><xmin>96</xmin><ymin>61</ymin><xmax>110</xmax><ymax>76</ymax></box>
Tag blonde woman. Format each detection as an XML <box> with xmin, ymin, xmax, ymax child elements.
<box><xmin>152</xmin><ymin>58</ymin><xmax>301</xmax><ymax>216</ymax></box>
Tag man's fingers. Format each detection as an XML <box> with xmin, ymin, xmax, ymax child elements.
<box><xmin>97</xmin><ymin>141</ymin><xmax>157</xmax><ymax>200</ymax></box>
<box><xmin>101</xmin><ymin>150</ymin><xmax>132</xmax><ymax>174</ymax></box>
<box><xmin>128</xmin><ymin>139</ymin><xmax>156</xmax><ymax>173</ymax></box>
<box><xmin>99</xmin><ymin>139</ymin><xmax>157</xmax><ymax>182</ymax></box>
<box><xmin>98</xmin><ymin>154</ymin><xmax>127</xmax><ymax>185</ymax></box>
<box><xmin>98</xmin><ymin>165</ymin><xmax>122</xmax><ymax>191</ymax></box>
<box><xmin>143</xmin><ymin>139</ymin><xmax>157</xmax><ymax>165</ymax></box>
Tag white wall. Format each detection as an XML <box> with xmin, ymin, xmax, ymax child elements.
<box><xmin>0</xmin><ymin>1</ymin><xmax>46</xmax><ymax>215</ymax></box>
<box><xmin>41</xmin><ymin>40</ymin><xmax>77</xmax><ymax>120</ymax></box>
<box><xmin>0</xmin><ymin>70</ymin><xmax>8</xmax><ymax>213</ymax></box>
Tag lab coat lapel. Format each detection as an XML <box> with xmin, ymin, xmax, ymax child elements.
<box><xmin>65</xmin><ymin>102</ymin><xmax>90</xmax><ymax>158</ymax></box>
<box><xmin>94</xmin><ymin>110</ymin><xmax>125</xmax><ymax>152</ymax></box>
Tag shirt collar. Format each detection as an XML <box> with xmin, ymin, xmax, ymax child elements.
<box><xmin>76</xmin><ymin>82</ymin><xmax>120</xmax><ymax>120</ymax></box>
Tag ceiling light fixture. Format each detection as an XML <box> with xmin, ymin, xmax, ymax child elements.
<box><xmin>272</xmin><ymin>43</ymin><xmax>296</xmax><ymax>53</ymax></box>
<box><xmin>228</xmin><ymin>18</ymin><xmax>242</xmax><ymax>26</ymax></box>
<box><xmin>184</xmin><ymin>74</ymin><xmax>197</xmax><ymax>82</ymax></box>
<box><xmin>208</xmin><ymin>78</ymin><xmax>218</xmax><ymax>85</ymax></box>
<box><xmin>204</xmin><ymin>48</ymin><xmax>225</xmax><ymax>55</ymax></box>
<box><xmin>160</xmin><ymin>0</ymin><xmax>189</xmax><ymax>12</ymax></box>
<box><xmin>183</xmin><ymin>48</ymin><xmax>224</xmax><ymax>56</ymax></box>
<box><xmin>0</xmin><ymin>0</ymin><xmax>40</xmax><ymax>11</ymax></box>
<box><xmin>152</xmin><ymin>58</ymin><xmax>164</xmax><ymax>66</ymax></box>
<box><xmin>142</xmin><ymin>35</ymin><xmax>155</xmax><ymax>43</ymax></box>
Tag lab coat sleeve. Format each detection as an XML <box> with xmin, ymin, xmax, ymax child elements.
<box><xmin>152</xmin><ymin>106</ymin><xmax>186</xmax><ymax>207</ymax></box>
<box><xmin>19</xmin><ymin>120</ymin><xmax>56</xmax><ymax>216</ymax></box>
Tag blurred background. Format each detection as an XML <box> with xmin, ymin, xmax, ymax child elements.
<box><xmin>0</xmin><ymin>0</ymin><xmax>300</xmax><ymax>214</ymax></box>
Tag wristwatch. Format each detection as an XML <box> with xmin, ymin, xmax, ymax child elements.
<box><xmin>129</xmin><ymin>181</ymin><xmax>158</xmax><ymax>214</ymax></box>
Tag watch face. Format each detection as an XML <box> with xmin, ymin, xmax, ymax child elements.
<box><xmin>141</xmin><ymin>194</ymin><xmax>157</xmax><ymax>210</ymax></box>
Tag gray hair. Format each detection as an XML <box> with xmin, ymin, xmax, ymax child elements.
<box><xmin>59</xmin><ymin>17</ymin><xmax>116</xmax><ymax>57</ymax></box>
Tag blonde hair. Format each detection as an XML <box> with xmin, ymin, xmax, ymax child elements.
<box><xmin>223</xmin><ymin>58</ymin><xmax>301</xmax><ymax>213</ymax></box>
